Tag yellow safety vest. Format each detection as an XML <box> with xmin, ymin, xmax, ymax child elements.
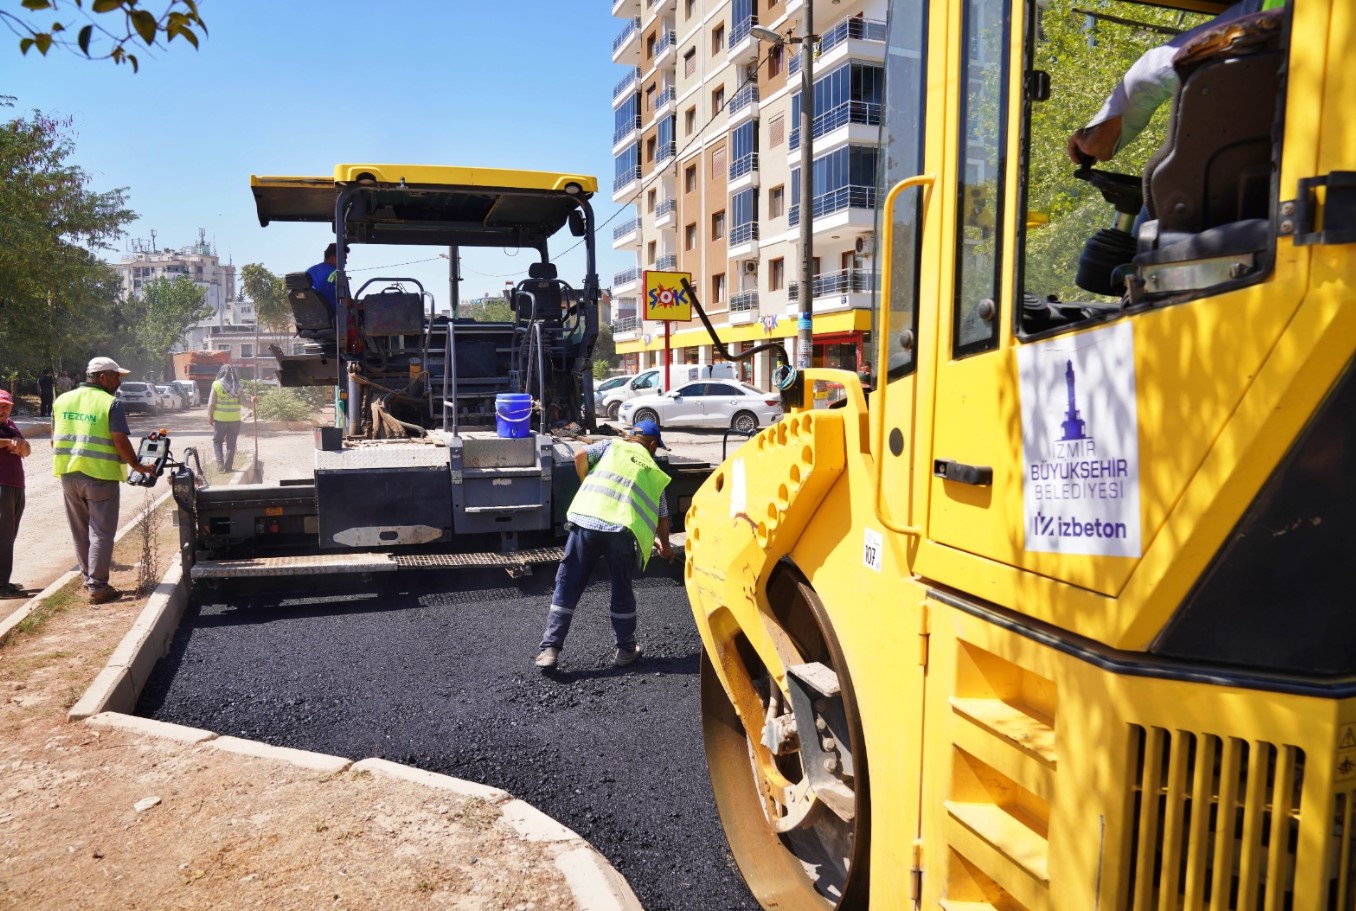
<box><xmin>52</xmin><ymin>385</ymin><xmax>124</xmax><ymax>482</ymax></box>
<box><xmin>211</xmin><ymin>380</ymin><xmax>242</xmax><ymax>422</ymax></box>
<box><xmin>568</xmin><ymin>440</ymin><xmax>671</xmax><ymax>568</ymax></box>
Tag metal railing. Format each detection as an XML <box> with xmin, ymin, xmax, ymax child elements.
<box><xmin>613</xmin><ymin>166</ymin><xmax>641</xmax><ymax>192</ymax></box>
<box><xmin>730</xmin><ymin>290</ymin><xmax>759</xmax><ymax>312</ymax></box>
<box><xmin>656</xmin><ymin>198</ymin><xmax>677</xmax><ymax>219</ymax></box>
<box><xmin>657</xmin><ymin>254</ymin><xmax>678</xmax><ymax>271</ymax></box>
<box><xmin>787</xmin><ymin>268</ymin><xmax>872</xmax><ymax>300</ymax></box>
<box><xmin>612</xmin><ymin>66</ymin><xmax>641</xmax><ymax>100</ymax></box>
<box><xmin>790</xmin><ymin>100</ymin><xmax>882</xmax><ymax>149</ymax></box>
<box><xmin>614</xmin><ymin>316</ymin><xmax>641</xmax><ymax>333</ymax></box>
<box><xmin>612</xmin><ymin>17</ymin><xmax>640</xmax><ymax>54</ymax></box>
<box><xmin>655</xmin><ymin>29</ymin><xmax>677</xmax><ymax>57</ymax></box>
<box><xmin>788</xmin><ymin>183</ymin><xmax>877</xmax><ymax>226</ymax></box>
<box><xmin>613</xmin><ymin>115</ymin><xmax>642</xmax><ymax>145</ymax></box>
<box><xmin>729</xmin><ymin>84</ymin><xmax>760</xmax><ymax>115</ymax></box>
<box><xmin>729</xmin><ymin>152</ymin><xmax>760</xmax><ymax>180</ymax></box>
<box><xmin>820</xmin><ymin>16</ymin><xmax>887</xmax><ymax>54</ymax></box>
<box><xmin>729</xmin><ymin>222</ymin><xmax>760</xmax><ymax>245</ymax></box>
<box><xmin>730</xmin><ymin>16</ymin><xmax>757</xmax><ymax>47</ymax></box>
<box><xmin>614</xmin><ymin>267</ymin><xmax>641</xmax><ymax>286</ymax></box>
<box><xmin>657</xmin><ymin>140</ymin><xmax>676</xmax><ymax>163</ymax></box>
<box><xmin>613</xmin><ymin>217</ymin><xmax>641</xmax><ymax>242</ymax></box>
<box><xmin>655</xmin><ymin>86</ymin><xmax>676</xmax><ymax>109</ymax></box>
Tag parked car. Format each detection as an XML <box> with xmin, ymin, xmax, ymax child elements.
<box><xmin>600</xmin><ymin>363</ymin><xmax>737</xmax><ymax>420</ymax></box>
<box><xmin>592</xmin><ymin>374</ymin><xmax>633</xmax><ymax>412</ymax></box>
<box><xmin>156</xmin><ymin>384</ymin><xmax>185</xmax><ymax>412</ymax></box>
<box><xmin>617</xmin><ymin>380</ymin><xmax>782</xmax><ymax>433</ymax></box>
<box><xmin>170</xmin><ymin>380</ymin><xmax>201</xmax><ymax>408</ymax></box>
<box><xmin>116</xmin><ymin>381</ymin><xmax>159</xmax><ymax>414</ymax></box>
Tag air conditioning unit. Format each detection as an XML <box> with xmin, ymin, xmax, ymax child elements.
<box><xmin>854</xmin><ymin>235</ymin><xmax>876</xmax><ymax>256</ymax></box>
<box><xmin>743</xmin><ymin>261</ymin><xmax>759</xmax><ymax>274</ymax></box>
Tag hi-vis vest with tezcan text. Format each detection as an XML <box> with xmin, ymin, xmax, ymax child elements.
<box><xmin>568</xmin><ymin>440</ymin><xmax>671</xmax><ymax>567</ymax></box>
<box><xmin>211</xmin><ymin>380</ymin><xmax>242</xmax><ymax>422</ymax></box>
<box><xmin>51</xmin><ymin>385</ymin><xmax>123</xmax><ymax>482</ymax></box>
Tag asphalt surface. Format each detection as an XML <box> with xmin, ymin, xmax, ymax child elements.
<box><xmin>137</xmin><ymin>560</ymin><xmax>760</xmax><ymax>911</ymax></box>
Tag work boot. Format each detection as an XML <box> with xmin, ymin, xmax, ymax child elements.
<box><xmin>88</xmin><ymin>585</ymin><xmax>121</xmax><ymax>605</ymax></box>
<box><xmin>613</xmin><ymin>643</ymin><xmax>643</xmax><ymax>667</ymax></box>
<box><xmin>535</xmin><ymin>647</ymin><xmax>560</xmax><ymax>669</ymax></box>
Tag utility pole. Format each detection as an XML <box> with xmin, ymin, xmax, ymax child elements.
<box><xmin>796</xmin><ymin>0</ymin><xmax>815</xmax><ymax>370</ymax></box>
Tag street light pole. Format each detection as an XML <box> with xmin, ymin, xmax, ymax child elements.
<box><xmin>796</xmin><ymin>0</ymin><xmax>815</xmax><ymax>370</ymax></box>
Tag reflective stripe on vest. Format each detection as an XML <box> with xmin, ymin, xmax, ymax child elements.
<box><xmin>568</xmin><ymin>440</ymin><xmax>671</xmax><ymax>568</ymax></box>
<box><xmin>52</xmin><ymin>385</ymin><xmax>124</xmax><ymax>482</ymax></box>
<box><xmin>211</xmin><ymin>380</ymin><xmax>242</xmax><ymax>422</ymax></box>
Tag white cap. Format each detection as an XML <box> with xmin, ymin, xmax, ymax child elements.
<box><xmin>86</xmin><ymin>357</ymin><xmax>131</xmax><ymax>376</ymax></box>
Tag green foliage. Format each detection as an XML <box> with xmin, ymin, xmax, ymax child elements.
<box><xmin>3</xmin><ymin>0</ymin><xmax>205</xmax><ymax>72</ymax></box>
<box><xmin>250</xmin><ymin>385</ymin><xmax>325</xmax><ymax>423</ymax></box>
<box><xmin>0</xmin><ymin>100</ymin><xmax>133</xmax><ymax>379</ymax></box>
<box><xmin>119</xmin><ymin>276</ymin><xmax>210</xmax><ymax>378</ymax></box>
<box><xmin>240</xmin><ymin>262</ymin><xmax>290</xmax><ymax>333</ymax></box>
<box><xmin>593</xmin><ymin>322</ymin><xmax>617</xmax><ymax>370</ymax></box>
<box><xmin>459</xmin><ymin>296</ymin><xmax>514</xmax><ymax>323</ymax></box>
<box><xmin>1023</xmin><ymin>1</ymin><xmax>1208</xmax><ymax>302</ymax></box>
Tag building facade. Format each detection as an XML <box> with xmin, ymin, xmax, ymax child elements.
<box><xmin>610</xmin><ymin>0</ymin><xmax>885</xmax><ymax>387</ymax></box>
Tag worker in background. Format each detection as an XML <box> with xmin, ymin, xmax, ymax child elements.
<box><xmin>1067</xmin><ymin>0</ymin><xmax>1277</xmax><ymax>164</ymax></box>
<box><xmin>0</xmin><ymin>389</ymin><xmax>32</xmax><ymax>599</ymax></box>
<box><xmin>535</xmin><ymin>419</ymin><xmax>674</xmax><ymax>671</ymax></box>
<box><xmin>306</xmin><ymin>242</ymin><xmax>348</xmax><ymax>323</ymax></box>
<box><xmin>857</xmin><ymin>359</ymin><xmax>874</xmax><ymax>392</ymax></box>
<box><xmin>51</xmin><ymin>357</ymin><xmax>154</xmax><ymax>604</ymax></box>
<box><xmin>207</xmin><ymin>363</ymin><xmax>250</xmax><ymax>472</ymax></box>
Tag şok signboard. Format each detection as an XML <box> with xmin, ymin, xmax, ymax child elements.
<box><xmin>643</xmin><ymin>270</ymin><xmax>693</xmax><ymax>322</ymax></box>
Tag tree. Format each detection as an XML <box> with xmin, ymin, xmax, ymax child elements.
<box><xmin>592</xmin><ymin>323</ymin><xmax>617</xmax><ymax>378</ymax></box>
<box><xmin>3</xmin><ymin>0</ymin><xmax>205</xmax><ymax>72</ymax></box>
<box><xmin>0</xmin><ymin>99</ymin><xmax>133</xmax><ymax>378</ymax></box>
<box><xmin>240</xmin><ymin>262</ymin><xmax>291</xmax><ymax>333</ymax></box>
<box><xmin>121</xmin><ymin>275</ymin><xmax>210</xmax><ymax>377</ymax></box>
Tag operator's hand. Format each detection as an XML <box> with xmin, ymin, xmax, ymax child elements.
<box><xmin>130</xmin><ymin>462</ymin><xmax>155</xmax><ymax>476</ymax></box>
<box><xmin>1067</xmin><ymin>116</ymin><xmax>1123</xmax><ymax>164</ymax></box>
<box><xmin>655</xmin><ymin>538</ymin><xmax>675</xmax><ymax>564</ymax></box>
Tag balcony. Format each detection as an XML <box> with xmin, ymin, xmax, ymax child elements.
<box><xmin>613</xmin><ymin>114</ymin><xmax>641</xmax><ymax>147</ymax></box>
<box><xmin>790</xmin><ymin>184</ymin><xmax>877</xmax><ymax>228</ymax></box>
<box><xmin>653</xmin><ymin>29</ymin><xmax>677</xmax><ymax>68</ymax></box>
<box><xmin>612</xmin><ymin>17</ymin><xmax>641</xmax><ymax>64</ymax></box>
<box><xmin>654</xmin><ymin>85</ymin><xmax>677</xmax><ymax>116</ymax></box>
<box><xmin>650</xmin><ymin>0</ymin><xmax>675</xmax><ymax>12</ymax></box>
<box><xmin>655</xmin><ymin>140</ymin><xmax>676</xmax><ymax>165</ymax></box>
<box><xmin>613</xmin><ymin>67</ymin><xmax>641</xmax><ymax>104</ymax></box>
<box><xmin>613</xmin><ymin>165</ymin><xmax>642</xmax><ymax>196</ymax></box>
<box><xmin>655</xmin><ymin>197</ymin><xmax>677</xmax><ymax>228</ymax></box>
<box><xmin>728</xmin><ymin>84</ymin><xmax>760</xmax><ymax>126</ymax></box>
<box><xmin>729</xmin><ymin>290</ymin><xmax>759</xmax><ymax>324</ymax></box>
<box><xmin>790</xmin><ymin>99</ymin><xmax>882</xmax><ymax>151</ymax></box>
<box><xmin>614</xmin><ymin>315</ymin><xmax>642</xmax><ymax>336</ymax></box>
<box><xmin>729</xmin><ymin>152</ymin><xmax>759</xmax><ymax>192</ymax></box>
<box><xmin>787</xmin><ymin>268</ymin><xmax>873</xmax><ymax>313</ymax></box>
<box><xmin>728</xmin><ymin>222</ymin><xmax>760</xmax><ymax>260</ymax></box>
<box><xmin>613</xmin><ymin>216</ymin><xmax>641</xmax><ymax>248</ymax></box>
<box><xmin>656</xmin><ymin>254</ymin><xmax>678</xmax><ymax>271</ymax></box>
<box><xmin>614</xmin><ymin>267</ymin><xmax>641</xmax><ymax>290</ymax></box>
<box><xmin>819</xmin><ymin>16</ymin><xmax>887</xmax><ymax>56</ymax></box>
<box><xmin>612</xmin><ymin>0</ymin><xmax>639</xmax><ymax>18</ymax></box>
<box><xmin>729</xmin><ymin>16</ymin><xmax>760</xmax><ymax>64</ymax></box>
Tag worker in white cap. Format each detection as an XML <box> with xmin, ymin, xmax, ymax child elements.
<box><xmin>50</xmin><ymin>357</ymin><xmax>153</xmax><ymax>603</ymax></box>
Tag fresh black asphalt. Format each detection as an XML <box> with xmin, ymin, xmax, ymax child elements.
<box><xmin>137</xmin><ymin>561</ymin><xmax>760</xmax><ymax>911</ymax></box>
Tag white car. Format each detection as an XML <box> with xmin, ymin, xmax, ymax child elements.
<box><xmin>116</xmin><ymin>381</ymin><xmax>160</xmax><ymax>415</ymax></box>
<box><xmin>618</xmin><ymin>380</ymin><xmax>783</xmax><ymax>434</ymax></box>
<box><xmin>156</xmin><ymin>384</ymin><xmax>185</xmax><ymax>412</ymax></box>
<box><xmin>171</xmin><ymin>380</ymin><xmax>201</xmax><ymax>408</ymax></box>
<box><xmin>593</xmin><ymin>374</ymin><xmax>633</xmax><ymax>411</ymax></box>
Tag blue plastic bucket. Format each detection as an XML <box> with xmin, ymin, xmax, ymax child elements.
<box><xmin>495</xmin><ymin>393</ymin><xmax>533</xmax><ymax>439</ymax></box>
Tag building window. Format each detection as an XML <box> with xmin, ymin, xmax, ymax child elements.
<box><xmin>646</xmin><ymin>135</ymin><xmax>657</xmax><ymax>162</ymax></box>
<box><xmin>712</xmin><ymin>84</ymin><xmax>725</xmax><ymax>113</ymax></box>
<box><xmin>686</xmin><ymin>0</ymin><xmax>696</xmax><ymax>19</ymax></box>
<box><xmin>768</xmin><ymin>44</ymin><xmax>783</xmax><ymax>78</ymax></box>
<box><xmin>685</xmin><ymin>222</ymin><xmax>698</xmax><ymax>250</ymax></box>
<box><xmin>770</xmin><ymin>184</ymin><xmax>785</xmax><ymax>218</ymax></box>
<box><xmin>646</xmin><ymin>32</ymin><xmax>656</xmax><ymax>60</ymax></box>
<box><xmin>648</xmin><ymin>188</ymin><xmax>657</xmax><ymax>212</ymax></box>
<box><xmin>240</xmin><ymin>344</ymin><xmax>253</xmax><ymax>358</ymax></box>
<box><xmin>712</xmin><ymin>23</ymin><xmax>725</xmax><ymax>56</ymax></box>
<box><xmin>685</xmin><ymin>105</ymin><xmax>697</xmax><ymax>136</ymax></box>
<box><xmin>685</xmin><ymin>164</ymin><xmax>698</xmax><ymax>193</ymax></box>
<box><xmin>711</xmin><ymin>146</ymin><xmax>726</xmax><ymax>179</ymax></box>
<box><xmin>683</xmin><ymin>48</ymin><xmax>697</xmax><ymax>78</ymax></box>
<box><xmin>712</xmin><ymin>273</ymin><xmax>726</xmax><ymax>303</ymax></box>
<box><xmin>712</xmin><ymin>210</ymin><xmax>726</xmax><ymax>240</ymax></box>
<box><xmin>770</xmin><ymin>257</ymin><xmax>785</xmax><ymax>291</ymax></box>
<box><xmin>648</xmin><ymin>241</ymin><xmax>657</xmax><ymax>263</ymax></box>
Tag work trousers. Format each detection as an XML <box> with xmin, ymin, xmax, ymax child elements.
<box><xmin>212</xmin><ymin>420</ymin><xmax>241</xmax><ymax>471</ymax></box>
<box><xmin>39</xmin><ymin>391</ymin><xmax>53</xmax><ymax>417</ymax></box>
<box><xmin>540</xmin><ymin>525</ymin><xmax>639</xmax><ymax>651</ymax></box>
<box><xmin>61</xmin><ymin>473</ymin><xmax>120</xmax><ymax>592</ymax></box>
<box><xmin>0</xmin><ymin>485</ymin><xmax>23</xmax><ymax>587</ymax></box>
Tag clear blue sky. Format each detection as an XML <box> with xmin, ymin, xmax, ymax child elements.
<box><xmin>4</xmin><ymin>0</ymin><xmax>635</xmax><ymax>307</ymax></box>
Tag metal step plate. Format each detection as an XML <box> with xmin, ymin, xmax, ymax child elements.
<box><xmin>394</xmin><ymin>547</ymin><xmax>564</xmax><ymax>568</ymax></box>
<box><xmin>191</xmin><ymin>553</ymin><xmax>397</xmax><ymax>579</ymax></box>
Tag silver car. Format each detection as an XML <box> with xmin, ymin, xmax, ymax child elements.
<box><xmin>618</xmin><ymin>380</ymin><xmax>782</xmax><ymax>434</ymax></box>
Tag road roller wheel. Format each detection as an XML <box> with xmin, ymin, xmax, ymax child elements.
<box><xmin>700</xmin><ymin>572</ymin><xmax>870</xmax><ymax>910</ymax></box>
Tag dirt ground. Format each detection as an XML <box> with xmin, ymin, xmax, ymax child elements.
<box><xmin>0</xmin><ymin>399</ymin><xmax>572</xmax><ymax>910</ymax></box>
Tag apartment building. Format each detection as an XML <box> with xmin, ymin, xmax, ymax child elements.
<box><xmin>609</xmin><ymin>0</ymin><xmax>886</xmax><ymax>388</ymax></box>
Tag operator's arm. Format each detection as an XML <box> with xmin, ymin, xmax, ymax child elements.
<box><xmin>574</xmin><ymin>448</ymin><xmax>591</xmax><ymax>481</ymax></box>
<box><xmin>206</xmin><ymin>386</ymin><xmax>217</xmax><ymax>426</ymax></box>
<box><xmin>654</xmin><ymin>515</ymin><xmax>674</xmax><ymax>563</ymax></box>
<box><xmin>112</xmin><ymin>432</ymin><xmax>153</xmax><ymax>475</ymax></box>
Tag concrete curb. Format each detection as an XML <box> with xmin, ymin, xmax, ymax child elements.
<box><xmin>52</xmin><ymin>477</ymin><xmax>644</xmax><ymax>911</ymax></box>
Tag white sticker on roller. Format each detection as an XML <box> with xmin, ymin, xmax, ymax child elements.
<box><xmin>863</xmin><ymin>527</ymin><xmax>883</xmax><ymax>572</ymax></box>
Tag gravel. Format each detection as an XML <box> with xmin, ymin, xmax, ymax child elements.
<box><xmin>137</xmin><ymin>560</ymin><xmax>760</xmax><ymax>911</ymax></box>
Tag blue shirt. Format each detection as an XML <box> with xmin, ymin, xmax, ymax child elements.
<box><xmin>306</xmin><ymin>262</ymin><xmax>338</xmax><ymax>318</ymax></box>
<box><xmin>568</xmin><ymin>439</ymin><xmax>669</xmax><ymax>532</ymax></box>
